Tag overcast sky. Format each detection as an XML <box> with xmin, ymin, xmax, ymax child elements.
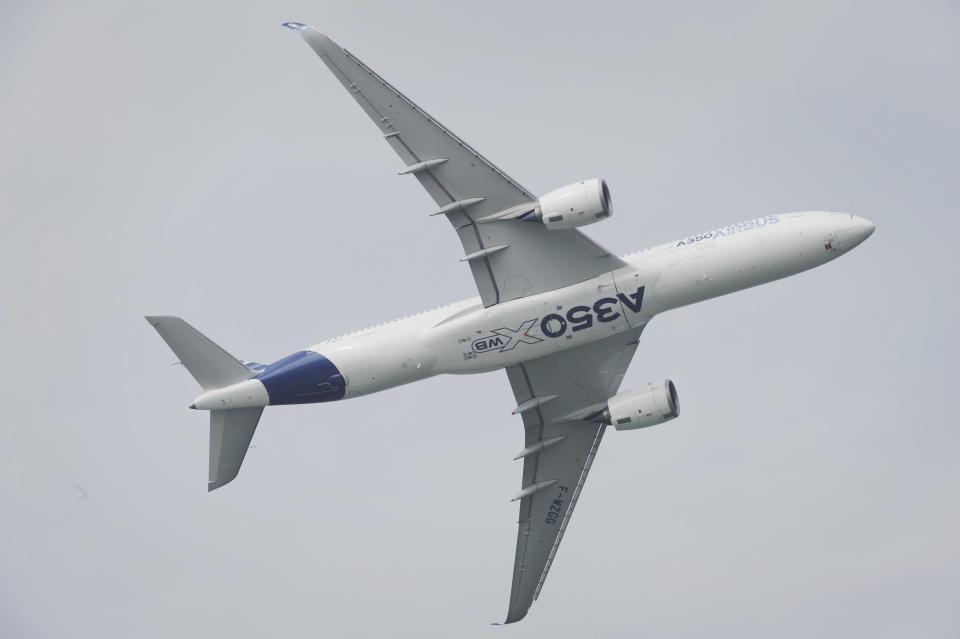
<box><xmin>2</xmin><ymin>1</ymin><xmax>958</xmax><ymax>637</ymax></box>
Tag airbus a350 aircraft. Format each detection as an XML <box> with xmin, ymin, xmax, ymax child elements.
<box><xmin>147</xmin><ymin>23</ymin><xmax>875</xmax><ymax>624</ymax></box>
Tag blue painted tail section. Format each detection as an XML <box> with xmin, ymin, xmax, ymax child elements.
<box><xmin>255</xmin><ymin>351</ymin><xmax>345</xmax><ymax>405</ymax></box>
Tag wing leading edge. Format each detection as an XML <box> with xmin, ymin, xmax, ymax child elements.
<box><xmin>503</xmin><ymin>326</ymin><xmax>645</xmax><ymax>623</ymax></box>
<box><xmin>285</xmin><ymin>23</ymin><xmax>626</xmax><ymax>307</ymax></box>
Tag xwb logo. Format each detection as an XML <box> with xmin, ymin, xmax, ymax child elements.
<box><xmin>472</xmin><ymin>319</ymin><xmax>543</xmax><ymax>354</ymax></box>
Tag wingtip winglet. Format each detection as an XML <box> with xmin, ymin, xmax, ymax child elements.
<box><xmin>281</xmin><ymin>21</ymin><xmax>308</xmax><ymax>31</ymax></box>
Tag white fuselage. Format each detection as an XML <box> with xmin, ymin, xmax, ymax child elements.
<box><xmin>314</xmin><ymin>211</ymin><xmax>871</xmax><ymax>394</ymax></box>
<box><xmin>192</xmin><ymin>211</ymin><xmax>874</xmax><ymax>410</ymax></box>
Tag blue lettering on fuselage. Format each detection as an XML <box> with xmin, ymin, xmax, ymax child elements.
<box><xmin>676</xmin><ymin>215</ymin><xmax>779</xmax><ymax>247</ymax></box>
<box><xmin>471</xmin><ymin>286</ymin><xmax>645</xmax><ymax>354</ymax></box>
<box><xmin>472</xmin><ymin>336</ymin><xmax>504</xmax><ymax>352</ymax></box>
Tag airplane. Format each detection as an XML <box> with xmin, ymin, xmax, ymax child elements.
<box><xmin>146</xmin><ymin>22</ymin><xmax>876</xmax><ymax>624</ymax></box>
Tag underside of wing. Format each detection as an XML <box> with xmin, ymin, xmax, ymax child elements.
<box><xmin>285</xmin><ymin>23</ymin><xmax>625</xmax><ymax>306</ymax></box>
<box><xmin>503</xmin><ymin>326</ymin><xmax>645</xmax><ymax>623</ymax></box>
<box><xmin>507</xmin><ymin>419</ymin><xmax>605</xmax><ymax>624</ymax></box>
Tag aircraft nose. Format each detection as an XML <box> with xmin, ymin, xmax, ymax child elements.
<box><xmin>854</xmin><ymin>215</ymin><xmax>876</xmax><ymax>240</ymax></box>
<box><xmin>829</xmin><ymin>214</ymin><xmax>876</xmax><ymax>253</ymax></box>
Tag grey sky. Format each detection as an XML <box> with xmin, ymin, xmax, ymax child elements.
<box><xmin>1</xmin><ymin>1</ymin><xmax>958</xmax><ymax>637</ymax></box>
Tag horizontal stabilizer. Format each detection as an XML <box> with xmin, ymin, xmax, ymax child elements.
<box><xmin>209</xmin><ymin>407</ymin><xmax>263</xmax><ymax>491</ymax></box>
<box><xmin>145</xmin><ymin>316</ymin><xmax>253</xmax><ymax>391</ymax></box>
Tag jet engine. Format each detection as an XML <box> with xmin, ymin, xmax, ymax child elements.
<box><xmin>595</xmin><ymin>380</ymin><xmax>679</xmax><ymax>431</ymax></box>
<box><xmin>523</xmin><ymin>178</ymin><xmax>613</xmax><ymax>230</ymax></box>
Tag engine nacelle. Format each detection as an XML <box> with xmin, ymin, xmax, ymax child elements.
<box><xmin>600</xmin><ymin>380</ymin><xmax>679</xmax><ymax>431</ymax></box>
<box><xmin>526</xmin><ymin>178</ymin><xmax>613</xmax><ymax>230</ymax></box>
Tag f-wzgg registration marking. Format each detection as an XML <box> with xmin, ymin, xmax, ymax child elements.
<box><xmin>546</xmin><ymin>485</ymin><xmax>570</xmax><ymax>525</ymax></box>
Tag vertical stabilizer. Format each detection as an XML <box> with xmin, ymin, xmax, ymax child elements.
<box><xmin>208</xmin><ymin>407</ymin><xmax>263</xmax><ymax>491</ymax></box>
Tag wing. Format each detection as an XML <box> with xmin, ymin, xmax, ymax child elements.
<box><xmin>284</xmin><ymin>23</ymin><xmax>626</xmax><ymax>306</ymax></box>
<box><xmin>503</xmin><ymin>325</ymin><xmax>645</xmax><ymax>623</ymax></box>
